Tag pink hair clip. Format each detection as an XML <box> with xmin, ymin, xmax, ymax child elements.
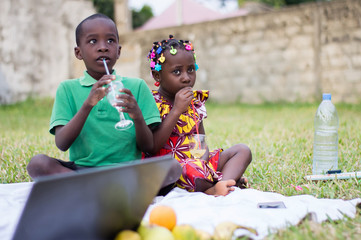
<box><xmin>150</xmin><ymin>61</ymin><xmax>155</xmax><ymax>68</ymax></box>
<box><xmin>185</xmin><ymin>44</ymin><xmax>192</xmax><ymax>51</ymax></box>
<box><xmin>150</xmin><ymin>52</ymin><xmax>155</xmax><ymax>59</ymax></box>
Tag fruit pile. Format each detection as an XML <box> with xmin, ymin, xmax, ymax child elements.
<box><xmin>114</xmin><ymin>205</ymin><xmax>256</xmax><ymax>240</ymax></box>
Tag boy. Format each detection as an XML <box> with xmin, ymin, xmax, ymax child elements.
<box><xmin>27</xmin><ymin>14</ymin><xmax>166</xmax><ymax>178</ymax></box>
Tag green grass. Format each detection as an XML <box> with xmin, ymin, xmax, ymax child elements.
<box><xmin>0</xmin><ymin>98</ymin><xmax>360</xmax><ymax>239</ymax></box>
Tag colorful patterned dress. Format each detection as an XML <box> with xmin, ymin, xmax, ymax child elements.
<box><xmin>145</xmin><ymin>90</ymin><xmax>223</xmax><ymax>192</ymax></box>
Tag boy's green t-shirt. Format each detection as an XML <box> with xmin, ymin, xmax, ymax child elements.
<box><xmin>49</xmin><ymin>71</ymin><xmax>161</xmax><ymax>167</ymax></box>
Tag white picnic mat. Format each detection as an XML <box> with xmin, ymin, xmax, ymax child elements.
<box><xmin>0</xmin><ymin>182</ymin><xmax>33</xmax><ymax>240</ymax></box>
<box><xmin>0</xmin><ymin>183</ymin><xmax>360</xmax><ymax>240</ymax></box>
<box><xmin>144</xmin><ymin>187</ymin><xmax>361</xmax><ymax>239</ymax></box>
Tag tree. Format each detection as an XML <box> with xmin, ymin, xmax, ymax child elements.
<box><xmin>237</xmin><ymin>0</ymin><xmax>330</xmax><ymax>8</ymax></box>
<box><xmin>91</xmin><ymin>1</ymin><xmax>154</xmax><ymax>30</ymax></box>
<box><xmin>93</xmin><ymin>0</ymin><xmax>114</xmax><ymax>20</ymax></box>
<box><xmin>284</xmin><ymin>0</ymin><xmax>317</xmax><ymax>5</ymax></box>
<box><xmin>132</xmin><ymin>5</ymin><xmax>154</xmax><ymax>29</ymax></box>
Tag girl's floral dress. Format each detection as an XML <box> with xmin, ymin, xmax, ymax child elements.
<box><xmin>145</xmin><ymin>90</ymin><xmax>223</xmax><ymax>192</ymax></box>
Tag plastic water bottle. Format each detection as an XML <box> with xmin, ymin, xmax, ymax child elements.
<box><xmin>312</xmin><ymin>93</ymin><xmax>339</xmax><ymax>175</ymax></box>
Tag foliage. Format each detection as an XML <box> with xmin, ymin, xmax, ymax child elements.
<box><xmin>93</xmin><ymin>0</ymin><xmax>114</xmax><ymax>20</ymax></box>
<box><xmin>91</xmin><ymin>0</ymin><xmax>154</xmax><ymax>29</ymax></box>
<box><xmin>1</xmin><ymin>98</ymin><xmax>360</xmax><ymax>239</ymax></box>
<box><xmin>131</xmin><ymin>5</ymin><xmax>154</xmax><ymax>29</ymax></box>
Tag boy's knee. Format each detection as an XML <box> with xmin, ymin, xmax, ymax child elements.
<box><xmin>28</xmin><ymin>154</ymin><xmax>47</xmax><ymax>166</ymax></box>
<box><xmin>27</xmin><ymin>154</ymin><xmax>50</xmax><ymax>174</ymax></box>
<box><xmin>168</xmin><ymin>160</ymin><xmax>182</xmax><ymax>181</ymax></box>
<box><xmin>162</xmin><ymin>160</ymin><xmax>182</xmax><ymax>188</ymax></box>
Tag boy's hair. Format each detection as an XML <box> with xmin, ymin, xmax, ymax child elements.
<box><xmin>147</xmin><ymin>35</ymin><xmax>197</xmax><ymax>72</ymax></box>
<box><xmin>75</xmin><ymin>13</ymin><xmax>119</xmax><ymax>46</ymax></box>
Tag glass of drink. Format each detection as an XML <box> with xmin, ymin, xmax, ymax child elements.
<box><xmin>106</xmin><ymin>80</ymin><xmax>133</xmax><ymax>130</ymax></box>
<box><xmin>102</xmin><ymin>58</ymin><xmax>133</xmax><ymax>130</ymax></box>
<box><xmin>188</xmin><ymin>134</ymin><xmax>207</xmax><ymax>160</ymax></box>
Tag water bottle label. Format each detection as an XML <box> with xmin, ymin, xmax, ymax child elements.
<box><xmin>316</xmin><ymin>103</ymin><xmax>336</xmax><ymax>123</ymax></box>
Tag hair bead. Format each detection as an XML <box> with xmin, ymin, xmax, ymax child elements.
<box><xmin>147</xmin><ymin>34</ymin><xmax>199</xmax><ymax>81</ymax></box>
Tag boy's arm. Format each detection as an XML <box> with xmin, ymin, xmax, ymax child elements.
<box><xmin>133</xmin><ymin>117</ymin><xmax>153</xmax><ymax>153</ymax></box>
<box><xmin>55</xmin><ymin>77</ymin><xmax>112</xmax><ymax>151</ymax></box>
<box><xmin>150</xmin><ymin>87</ymin><xmax>194</xmax><ymax>154</ymax></box>
<box><xmin>116</xmin><ymin>88</ymin><xmax>154</xmax><ymax>152</ymax></box>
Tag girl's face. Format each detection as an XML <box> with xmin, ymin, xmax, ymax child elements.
<box><xmin>155</xmin><ymin>49</ymin><xmax>196</xmax><ymax>99</ymax></box>
<box><xmin>74</xmin><ymin>18</ymin><xmax>121</xmax><ymax>80</ymax></box>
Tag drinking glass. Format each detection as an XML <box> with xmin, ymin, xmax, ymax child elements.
<box><xmin>106</xmin><ymin>80</ymin><xmax>133</xmax><ymax>130</ymax></box>
<box><xmin>188</xmin><ymin>134</ymin><xmax>207</xmax><ymax>159</ymax></box>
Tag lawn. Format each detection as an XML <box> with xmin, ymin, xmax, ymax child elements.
<box><xmin>0</xmin><ymin>98</ymin><xmax>360</xmax><ymax>239</ymax></box>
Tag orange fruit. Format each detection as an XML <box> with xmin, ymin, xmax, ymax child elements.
<box><xmin>149</xmin><ymin>205</ymin><xmax>177</xmax><ymax>231</ymax></box>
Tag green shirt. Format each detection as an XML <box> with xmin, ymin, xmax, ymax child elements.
<box><xmin>49</xmin><ymin>71</ymin><xmax>161</xmax><ymax>166</ymax></box>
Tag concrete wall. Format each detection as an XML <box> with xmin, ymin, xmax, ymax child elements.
<box><xmin>0</xmin><ymin>0</ymin><xmax>360</xmax><ymax>104</ymax></box>
<box><xmin>0</xmin><ymin>0</ymin><xmax>95</xmax><ymax>104</ymax></box>
<box><xmin>117</xmin><ymin>0</ymin><xmax>361</xmax><ymax>103</ymax></box>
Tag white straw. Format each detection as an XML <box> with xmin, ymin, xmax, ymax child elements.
<box><xmin>102</xmin><ymin>58</ymin><xmax>110</xmax><ymax>75</ymax></box>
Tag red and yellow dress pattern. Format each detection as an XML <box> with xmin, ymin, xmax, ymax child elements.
<box><xmin>146</xmin><ymin>90</ymin><xmax>223</xmax><ymax>192</ymax></box>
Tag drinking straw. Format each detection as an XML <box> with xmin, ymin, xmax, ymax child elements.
<box><xmin>102</xmin><ymin>58</ymin><xmax>110</xmax><ymax>75</ymax></box>
<box><xmin>191</xmin><ymin>99</ymin><xmax>201</xmax><ymax>149</ymax></box>
<box><xmin>101</xmin><ymin>58</ymin><xmax>111</xmax><ymax>102</ymax></box>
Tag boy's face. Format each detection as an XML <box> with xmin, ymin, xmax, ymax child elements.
<box><xmin>74</xmin><ymin>17</ymin><xmax>121</xmax><ymax>80</ymax></box>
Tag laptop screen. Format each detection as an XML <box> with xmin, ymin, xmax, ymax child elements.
<box><xmin>12</xmin><ymin>156</ymin><xmax>175</xmax><ymax>240</ymax></box>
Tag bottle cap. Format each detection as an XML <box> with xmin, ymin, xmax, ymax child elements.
<box><xmin>322</xmin><ymin>93</ymin><xmax>331</xmax><ymax>100</ymax></box>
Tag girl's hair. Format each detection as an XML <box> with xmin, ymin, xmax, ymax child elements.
<box><xmin>147</xmin><ymin>35</ymin><xmax>198</xmax><ymax>72</ymax></box>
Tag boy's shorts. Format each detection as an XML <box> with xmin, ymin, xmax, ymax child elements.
<box><xmin>57</xmin><ymin>159</ymin><xmax>93</xmax><ymax>171</ymax></box>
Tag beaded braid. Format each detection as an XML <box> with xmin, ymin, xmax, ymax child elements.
<box><xmin>147</xmin><ymin>35</ymin><xmax>198</xmax><ymax>73</ymax></box>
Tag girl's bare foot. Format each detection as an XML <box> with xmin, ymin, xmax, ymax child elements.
<box><xmin>205</xmin><ymin>179</ymin><xmax>236</xmax><ymax>196</ymax></box>
<box><xmin>236</xmin><ymin>177</ymin><xmax>249</xmax><ymax>189</ymax></box>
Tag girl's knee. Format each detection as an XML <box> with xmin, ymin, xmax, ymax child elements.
<box><xmin>234</xmin><ymin>144</ymin><xmax>252</xmax><ymax>163</ymax></box>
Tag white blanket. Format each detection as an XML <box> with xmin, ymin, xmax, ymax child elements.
<box><xmin>0</xmin><ymin>183</ymin><xmax>360</xmax><ymax>240</ymax></box>
<box><xmin>144</xmin><ymin>188</ymin><xmax>361</xmax><ymax>239</ymax></box>
<box><xmin>0</xmin><ymin>182</ymin><xmax>33</xmax><ymax>240</ymax></box>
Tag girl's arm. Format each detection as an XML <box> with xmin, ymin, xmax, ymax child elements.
<box><xmin>55</xmin><ymin>77</ymin><xmax>112</xmax><ymax>151</ymax></box>
<box><xmin>198</xmin><ymin>121</ymin><xmax>205</xmax><ymax>134</ymax></box>
<box><xmin>150</xmin><ymin>87</ymin><xmax>194</xmax><ymax>154</ymax></box>
<box><xmin>197</xmin><ymin>122</ymin><xmax>209</xmax><ymax>161</ymax></box>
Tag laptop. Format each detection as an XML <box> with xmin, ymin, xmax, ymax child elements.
<box><xmin>12</xmin><ymin>155</ymin><xmax>176</xmax><ymax>240</ymax></box>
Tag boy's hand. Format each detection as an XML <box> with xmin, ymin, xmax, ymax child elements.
<box><xmin>86</xmin><ymin>75</ymin><xmax>114</xmax><ymax>107</ymax></box>
<box><xmin>114</xmin><ymin>88</ymin><xmax>143</xmax><ymax>121</ymax></box>
<box><xmin>173</xmin><ymin>87</ymin><xmax>193</xmax><ymax>114</ymax></box>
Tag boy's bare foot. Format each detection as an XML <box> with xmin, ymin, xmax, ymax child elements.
<box><xmin>205</xmin><ymin>179</ymin><xmax>236</xmax><ymax>196</ymax></box>
<box><xmin>236</xmin><ymin>177</ymin><xmax>249</xmax><ymax>189</ymax></box>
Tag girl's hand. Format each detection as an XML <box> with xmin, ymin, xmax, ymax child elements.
<box><xmin>114</xmin><ymin>88</ymin><xmax>143</xmax><ymax>121</ymax></box>
<box><xmin>86</xmin><ymin>75</ymin><xmax>114</xmax><ymax>107</ymax></box>
<box><xmin>173</xmin><ymin>87</ymin><xmax>193</xmax><ymax>114</ymax></box>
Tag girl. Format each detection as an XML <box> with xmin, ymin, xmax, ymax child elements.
<box><xmin>145</xmin><ymin>35</ymin><xmax>252</xmax><ymax>196</ymax></box>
